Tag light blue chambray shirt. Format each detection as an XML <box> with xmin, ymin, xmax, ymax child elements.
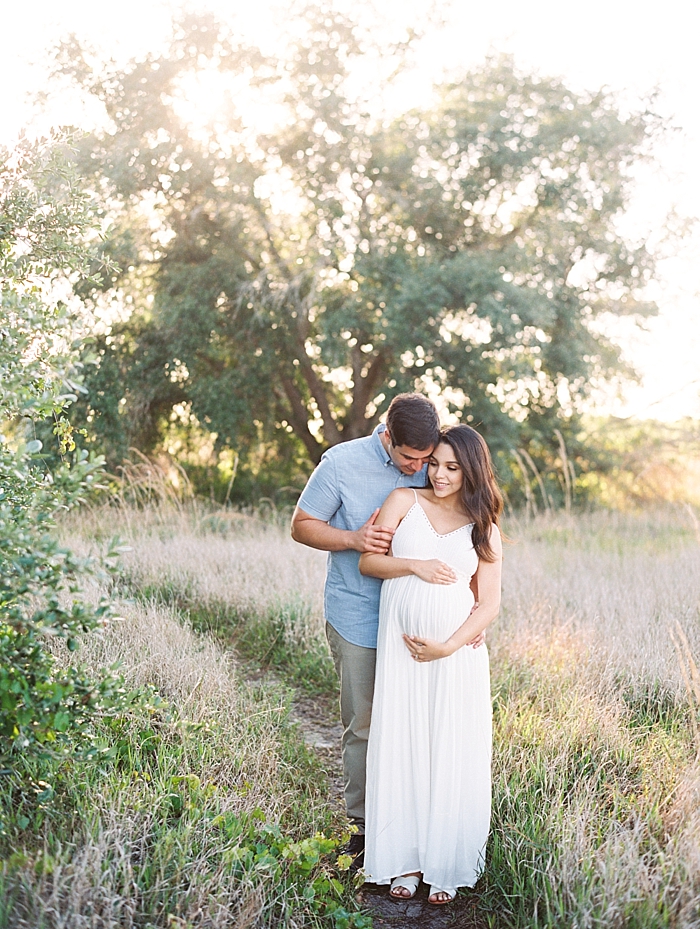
<box><xmin>297</xmin><ymin>424</ymin><xmax>428</xmax><ymax>649</ymax></box>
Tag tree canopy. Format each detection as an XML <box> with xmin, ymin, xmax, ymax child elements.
<box><xmin>56</xmin><ymin>10</ymin><xmax>660</xmax><ymax>496</ymax></box>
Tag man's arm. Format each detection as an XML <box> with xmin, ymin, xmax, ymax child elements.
<box><xmin>291</xmin><ymin>506</ymin><xmax>395</xmax><ymax>554</ymax></box>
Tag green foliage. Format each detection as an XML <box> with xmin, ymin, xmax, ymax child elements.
<box><xmin>0</xmin><ymin>135</ymin><xmax>132</xmax><ymax>773</ymax></box>
<box><xmin>54</xmin><ymin>10</ymin><xmax>661</xmax><ymax>492</ymax></box>
<box><xmin>0</xmin><ymin>460</ymin><xmax>120</xmax><ymax>756</ymax></box>
<box><xmin>0</xmin><ymin>664</ymin><xmax>367</xmax><ymax>928</ymax></box>
<box><xmin>0</xmin><ymin>136</ymin><xmax>96</xmax><ymax>424</ymax></box>
<box><xmin>572</xmin><ymin>417</ymin><xmax>700</xmax><ymax>508</ymax></box>
<box><xmin>219</xmin><ymin>817</ymin><xmax>370</xmax><ymax>928</ymax></box>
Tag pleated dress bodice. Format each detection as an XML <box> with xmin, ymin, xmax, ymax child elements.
<box><xmin>381</xmin><ymin>498</ymin><xmax>479</xmax><ymax>642</ymax></box>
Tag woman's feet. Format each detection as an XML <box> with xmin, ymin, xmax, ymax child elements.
<box><xmin>428</xmin><ymin>886</ymin><xmax>456</xmax><ymax>905</ymax></box>
<box><xmin>389</xmin><ymin>873</ymin><xmax>421</xmax><ymax>899</ymax></box>
<box><xmin>387</xmin><ymin>875</ymin><xmax>456</xmax><ymax>904</ymax></box>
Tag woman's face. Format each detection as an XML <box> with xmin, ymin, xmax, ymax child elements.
<box><xmin>427</xmin><ymin>442</ymin><xmax>463</xmax><ymax>499</ymax></box>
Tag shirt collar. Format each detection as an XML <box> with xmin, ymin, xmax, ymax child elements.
<box><xmin>371</xmin><ymin>424</ymin><xmax>395</xmax><ymax>468</ymax></box>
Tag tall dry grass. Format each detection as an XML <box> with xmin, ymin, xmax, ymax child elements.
<box><xmin>499</xmin><ymin>508</ymin><xmax>700</xmax><ymax>693</ymax></box>
<box><xmin>68</xmin><ymin>502</ymin><xmax>700</xmax><ymax>695</ymax></box>
<box><xmin>6</xmin><ymin>501</ymin><xmax>699</xmax><ymax>928</ymax></box>
<box><xmin>0</xmin><ymin>530</ymin><xmax>347</xmax><ymax>928</ymax></box>
<box><xmin>490</xmin><ymin>508</ymin><xmax>700</xmax><ymax>927</ymax></box>
<box><xmin>66</xmin><ymin>504</ymin><xmax>327</xmax><ymax>658</ymax></box>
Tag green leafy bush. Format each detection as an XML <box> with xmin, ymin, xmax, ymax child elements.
<box><xmin>0</xmin><ymin>135</ymin><xmax>131</xmax><ymax>772</ymax></box>
<box><xmin>0</xmin><ymin>451</ymin><xmax>127</xmax><ymax>757</ymax></box>
<box><xmin>214</xmin><ymin>811</ymin><xmax>371</xmax><ymax>929</ymax></box>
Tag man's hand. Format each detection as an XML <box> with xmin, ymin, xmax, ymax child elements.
<box><xmin>352</xmin><ymin>508</ymin><xmax>395</xmax><ymax>554</ymax></box>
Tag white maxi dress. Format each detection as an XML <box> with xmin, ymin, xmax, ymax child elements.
<box><xmin>364</xmin><ymin>493</ymin><xmax>492</xmax><ymax>894</ymax></box>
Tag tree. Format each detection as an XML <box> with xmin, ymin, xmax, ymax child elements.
<box><xmin>56</xmin><ymin>10</ymin><xmax>659</xmax><ymax>489</ymax></box>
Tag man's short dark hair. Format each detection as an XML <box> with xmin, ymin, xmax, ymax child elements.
<box><xmin>385</xmin><ymin>393</ymin><xmax>440</xmax><ymax>450</ymax></box>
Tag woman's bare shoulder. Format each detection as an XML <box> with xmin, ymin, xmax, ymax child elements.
<box><xmin>384</xmin><ymin>487</ymin><xmax>418</xmax><ymax>509</ymax></box>
<box><xmin>375</xmin><ymin>487</ymin><xmax>417</xmax><ymax>529</ymax></box>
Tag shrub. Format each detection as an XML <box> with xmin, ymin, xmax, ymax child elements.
<box><xmin>0</xmin><ymin>135</ymin><xmax>130</xmax><ymax>776</ymax></box>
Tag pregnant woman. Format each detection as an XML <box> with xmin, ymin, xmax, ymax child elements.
<box><xmin>358</xmin><ymin>424</ymin><xmax>503</xmax><ymax>905</ymax></box>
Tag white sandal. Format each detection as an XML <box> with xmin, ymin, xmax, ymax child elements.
<box><xmin>389</xmin><ymin>874</ymin><xmax>421</xmax><ymax>899</ymax></box>
<box><xmin>428</xmin><ymin>886</ymin><xmax>456</xmax><ymax>905</ymax></box>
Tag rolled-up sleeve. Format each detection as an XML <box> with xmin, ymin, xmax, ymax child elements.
<box><xmin>297</xmin><ymin>453</ymin><xmax>341</xmax><ymax>522</ymax></box>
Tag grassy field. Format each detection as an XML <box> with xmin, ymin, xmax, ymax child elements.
<box><xmin>2</xmin><ymin>503</ymin><xmax>700</xmax><ymax>927</ymax></box>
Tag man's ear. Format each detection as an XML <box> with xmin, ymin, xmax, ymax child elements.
<box><xmin>384</xmin><ymin>425</ymin><xmax>392</xmax><ymax>446</ymax></box>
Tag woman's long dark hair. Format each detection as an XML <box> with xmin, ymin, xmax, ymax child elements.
<box><xmin>429</xmin><ymin>425</ymin><xmax>503</xmax><ymax>562</ymax></box>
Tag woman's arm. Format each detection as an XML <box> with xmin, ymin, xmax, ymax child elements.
<box><xmin>404</xmin><ymin>524</ymin><xmax>502</xmax><ymax>661</ymax></box>
<box><xmin>358</xmin><ymin>490</ymin><xmax>458</xmax><ymax>585</ymax></box>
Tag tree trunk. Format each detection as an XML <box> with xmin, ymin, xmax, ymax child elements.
<box><xmin>276</xmin><ymin>372</ymin><xmax>325</xmax><ymax>464</ymax></box>
<box><xmin>343</xmin><ymin>350</ymin><xmax>388</xmax><ymax>440</ymax></box>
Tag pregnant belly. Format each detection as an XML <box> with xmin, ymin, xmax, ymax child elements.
<box><xmin>380</xmin><ymin>574</ymin><xmax>475</xmax><ymax>639</ymax></box>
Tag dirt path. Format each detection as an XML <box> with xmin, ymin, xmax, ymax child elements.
<box><xmin>291</xmin><ymin>694</ymin><xmax>489</xmax><ymax>929</ymax></box>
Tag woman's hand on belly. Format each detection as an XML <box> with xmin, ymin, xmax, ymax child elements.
<box><xmin>403</xmin><ymin>633</ymin><xmax>456</xmax><ymax>662</ymax></box>
<box><xmin>410</xmin><ymin>559</ymin><xmax>457</xmax><ymax>585</ymax></box>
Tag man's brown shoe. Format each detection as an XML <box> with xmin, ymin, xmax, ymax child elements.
<box><xmin>343</xmin><ymin>833</ymin><xmax>365</xmax><ymax>873</ymax></box>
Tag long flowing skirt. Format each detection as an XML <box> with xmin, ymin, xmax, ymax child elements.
<box><xmin>364</xmin><ymin>573</ymin><xmax>492</xmax><ymax>892</ymax></box>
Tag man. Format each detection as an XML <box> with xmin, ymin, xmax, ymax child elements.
<box><xmin>291</xmin><ymin>393</ymin><xmax>441</xmax><ymax>870</ymax></box>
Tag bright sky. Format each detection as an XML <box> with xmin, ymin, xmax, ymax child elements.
<box><xmin>2</xmin><ymin>0</ymin><xmax>699</xmax><ymax>421</ymax></box>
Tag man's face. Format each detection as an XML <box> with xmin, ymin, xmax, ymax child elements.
<box><xmin>387</xmin><ymin>437</ymin><xmax>435</xmax><ymax>475</ymax></box>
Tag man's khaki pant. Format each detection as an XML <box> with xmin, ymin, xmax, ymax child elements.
<box><xmin>326</xmin><ymin>622</ymin><xmax>376</xmax><ymax>834</ymax></box>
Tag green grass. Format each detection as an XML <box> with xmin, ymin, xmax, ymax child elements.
<box><xmin>0</xmin><ymin>691</ymin><xmax>367</xmax><ymax>928</ymax></box>
<box><xmin>481</xmin><ymin>648</ymin><xmax>696</xmax><ymax>928</ymax></box>
<box><xmin>0</xmin><ymin>597</ymin><xmax>365</xmax><ymax>928</ymax></box>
